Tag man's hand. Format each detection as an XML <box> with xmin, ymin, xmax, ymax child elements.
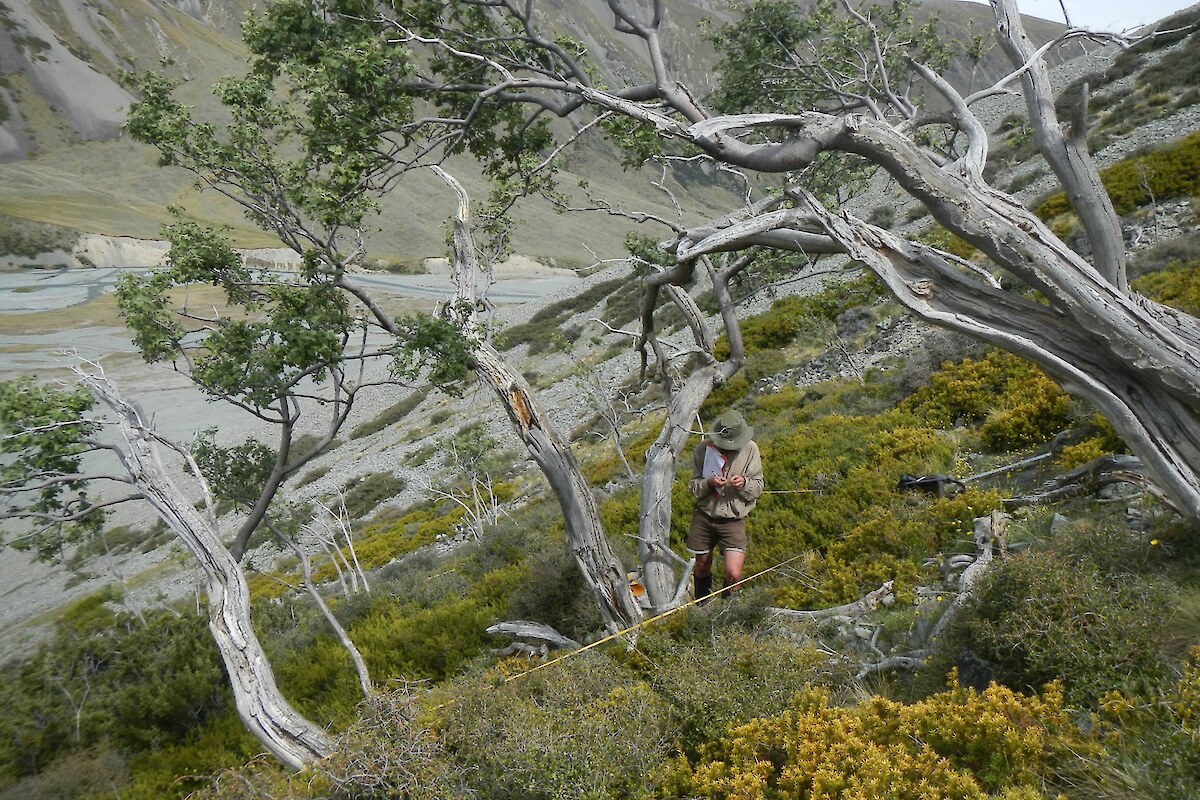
<box><xmin>728</xmin><ymin>475</ymin><xmax>746</xmax><ymax>491</ymax></box>
<box><xmin>707</xmin><ymin>474</ymin><xmax>727</xmax><ymax>490</ymax></box>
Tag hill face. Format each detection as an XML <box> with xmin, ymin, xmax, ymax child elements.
<box><xmin>0</xmin><ymin>8</ymin><xmax>1199</xmax><ymax>796</ymax></box>
<box><xmin>0</xmin><ymin>0</ymin><xmax>1066</xmax><ymax>261</ymax></box>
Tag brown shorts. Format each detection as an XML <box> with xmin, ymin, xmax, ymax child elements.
<box><xmin>687</xmin><ymin>509</ymin><xmax>748</xmax><ymax>554</ymax></box>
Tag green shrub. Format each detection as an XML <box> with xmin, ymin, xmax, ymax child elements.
<box><xmin>347</xmin><ymin>597</ymin><xmax>494</xmax><ymax>683</ymax></box>
<box><xmin>319</xmin><ymin>693</ymin><xmax>466</xmax><ymax>799</ymax></box>
<box><xmin>958</xmin><ymin>543</ymin><xmax>1173</xmax><ymax>705</ymax></box>
<box><xmin>731</xmin><ymin>408</ymin><xmax>969</xmax><ymax>605</ymax></box>
<box><xmin>1132</xmin><ymin>259</ymin><xmax>1200</xmax><ymax>316</ymax></box>
<box><xmin>1002</xmin><ymin>167</ymin><xmax>1046</xmax><ymax>194</ymax></box>
<box><xmin>350</xmin><ymin>389</ymin><xmax>429</xmax><ymax>439</ymax></box>
<box><xmin>1128</xmin><ymin>229</ymin><xmax>1200</xmax><ymax>277</ymax></box>
<box><xmin>1091</xmin><ymin>647</ymin><xmax>1200</xmax><ymax>800</ymax></box>
<box><xmin>295</xmin><ymin>464</ymin><xmax>330</xmax><ymax>487</ymax></box>
<box><xmin>699</xmin><ymin>375</ymin><xmax>751</xmax><ymax>419</ymax></box>
<box><xmin>1038</xmin><ymin>130</ymin><xmax>1200</xmax><ymax>219</ymax></box>
<box><xmin>436</xmin><ymin>656</ymin><xmax>673</xmax><ymax>800</ymax></box>
<box><xmin>0</xmin><ymin>748</ymin><xmax>128</xmax><ymax>799</ymax></box>
<box><xmin>916</xmin><ymin>224</ymin><xmax>978</xmax><ymax>260</ymax></box>
<box><xmin>121</xmin><ymin>712</ymin><xmax>260</xmax><ymax>800</ymax></box>
<box><xmin>627</xmin><ymin>630</ymin><xmax>851</xmax><ymax>754</ymax></box>
<box><xmin>0</xmin><ymin>610</ymin><xmax>230</xmax><ymax>786</ymax></box>
<box><xmin>343</xmin><ymin>471</ymin><xmax>407</xmax><ymax>520</ymax></box>
<box><xmin>503</xmin><ymin>277</ymin><xmax>626</xmax><ymax>352</ymax></box>
<box><xmin>902</xmin><ymin>349</ymin><xmax>1070</xmax><ymax>449</ymax></box>
<box><xmin>712</xmin><ymin>275</ymin><xmax>882</xmax><ymax>361</ymax></box>
<box><xmin>501</xmin><ymin>539</ymin><xmax>601</xmax><ymax>639</ymax></box>
<box><xmin>335</xmin><ymin>502</ymin><xmax>462</xmax><ymax>575</ymax></box>
<box><xmin>866</xmin><ymin>205</ymin><xmax>896</xmax><ymax>229</ymax></box>
<box><xmin>286</xmin><ymin>432</ymin><xmax>341</xmax><ymax>464</ymax></box>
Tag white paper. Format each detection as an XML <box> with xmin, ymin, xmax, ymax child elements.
<box><xmin>703</xmin><ymin>445</ymin><xmax>727</xmax><ymax>495</ymax></box>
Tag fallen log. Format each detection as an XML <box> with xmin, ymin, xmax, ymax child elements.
<box><xmin>767</xmin><ymin>580</ymin><xmax>894</xmax><ymax>621</ymax></box>
<box><xmin>485</xmin><ymin>620</ymin><xmax>582</xmax><ymax>651</ymax></box>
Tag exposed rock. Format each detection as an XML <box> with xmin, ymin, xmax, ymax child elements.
<box><xmin>71</xmin><ymin>234</ymin><xmax>303</xmax><ymax>270</ymax></box>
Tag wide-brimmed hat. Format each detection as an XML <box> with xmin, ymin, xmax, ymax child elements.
<box><xmin>707</xmin><ymin>410</ymin><xmax>753</xmax><ymax>450</ymax></box>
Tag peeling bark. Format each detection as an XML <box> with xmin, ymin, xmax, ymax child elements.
<box><xmin>471</xmin><ymin>347</ymin><xmax>644</xmax><ymax>631</ymax></box>
<box><xmin>434</xmin><ymin>167</ymin><xmax>642</xmax><ymax>632</ymax></box>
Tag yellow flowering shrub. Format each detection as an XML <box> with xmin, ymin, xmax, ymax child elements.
<box><xmin>902</xmin><ymin>350</ymin><xmax>1071</xmax><ymax>450</ymax></box>
<box><xmin>1055</xmin><ymin>438</ymin><xmax>1108</xmax><ymax>470</ymax></box>
<box><xmin>1173</xmin><ymin>646</ymin><xmax>1200</xmax><ymax>728</ymax></box>
<box><xmin>660</xmin><ymin>681</ymin><xmax>1100</xmax><ymax>799</ymax></box>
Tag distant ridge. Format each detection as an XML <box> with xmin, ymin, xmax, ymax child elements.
<box><xmin>0</xmin><ymin>0</ymin><xmax>1068</xmax><ymax>262</ymax></box>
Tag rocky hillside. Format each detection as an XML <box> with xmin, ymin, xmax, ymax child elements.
<box><xmin>0</xmin><ymin>0</ymin><xmax>1067</xmax><ymax>262</ymax></box>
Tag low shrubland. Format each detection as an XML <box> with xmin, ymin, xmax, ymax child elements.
<box><xmin>6</xmin><ymin>225</ymin><xmax>1200</xmax><ymax>800</ymax></box>
<box><xmin>0</xmin><ymin>214</ymin><xmax>79</xmax><ymax>258</ymax></box>
<box><xmin>11</xmin><ymin>307</ymin><xmax>1198</xmax><ymax>798</ymax></box>
<box><xmin>1038</xmin><ymin>130</ymin><xmax>1200</xmax><ymax>220</ymax></box>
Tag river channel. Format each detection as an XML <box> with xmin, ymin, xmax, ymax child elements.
<box><xmin>0</xmin><ymin>265</ymin><xmax>581</xmax><ymax>441</ymax></box>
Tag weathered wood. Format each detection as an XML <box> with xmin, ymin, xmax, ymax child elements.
<box><xmin>928</xmin><ymin>511</ymin><xmax>1006</xmax><ymax>645</ymax></box>
<box><xmin>638</xmin><ymin>255</ymin><xmax>749</xmax><ymax>612</ymax></box>
<box><xmin>768</xmin><ymin>580</ymin><xmax>895</xmax><ymax>621</ymax></box>
<box><xmin>81</xmin><ymin>371</ymin><xmax>333</xmax><ymax>770</ymax></box>
<box><xmin>1003</xmin><ymin>454</ymin><xmax>1176</xmax><ymax>512</ymax></box>
<box><xmin>486</xmin><ymin>620</ymin><xmax>582</xmax><ymax>650</ymax></box>
<box><xmin>434</xmin><ymin>168</ymin><xmax>643</xmax><ymax>632</ymax></box>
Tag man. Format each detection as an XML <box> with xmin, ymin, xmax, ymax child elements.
<box><xmin>687</xmin><ymin>409</ymin><xmax>764</xmax><ymax>603</ymax></box>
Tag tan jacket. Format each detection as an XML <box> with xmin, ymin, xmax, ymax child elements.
<box><xmin>689</xmin><ymin>440</ymin><xmax>764</xmax><ymax>520</ymax></box>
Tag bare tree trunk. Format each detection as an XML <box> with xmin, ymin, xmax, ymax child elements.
<box><xmin>81</xmin><ymin>371</ymin><xmax>333</xmax><ymax>770</ymax></box>
<box><xmin>637</xmin><ymin>257</ymin><xmax>747</xmax><ymax>610</ymax></box>
<box><xmin>433</xmin><ymin>166</ymin><xmax>642</xmax><ymax>632</ymax></box>
<box><xmin>471</xmin><ymin>346</ymin><xmax>643</xmax><ymax>631</ymax></box>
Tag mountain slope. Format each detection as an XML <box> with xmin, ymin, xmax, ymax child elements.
<box><xmin>0</xmin><ymin>0</ymin><xmax>1067</xmax><ymax>262</ymax></box>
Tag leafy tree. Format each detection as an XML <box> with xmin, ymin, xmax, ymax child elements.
<box><xmin>344</xmin><ymin>0</ymin><xmax>1200</xmax><ymax>524</ymax></box>
<box><xmin>0</xmin><ymin>371</ymin><xmax>335</xmax><ymax>769</ymax></box>
<box><xmin>0</xmin><ymin>378</ymin><xmax>104</xmax><ymax>561</ymax></box>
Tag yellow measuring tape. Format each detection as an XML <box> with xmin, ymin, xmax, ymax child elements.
<box><xmin>502</xmin><ymin>551</ymin><xmax>810</xmax><ymax>684</ymax></box>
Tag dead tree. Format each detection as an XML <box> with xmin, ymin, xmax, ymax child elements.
<box><xmin>80</xmin><ymin>370</ymin><xmax>334</xmax><ymax>769</ymax></box>
<box><xmin>373</xmin><ymin>0</ymin><xmax>1200</xmax><ymax>520</ymax></box>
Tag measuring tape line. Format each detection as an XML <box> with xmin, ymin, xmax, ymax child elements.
<box><xmin>503</xmin><ymin>551</ymin><xmax>811</xmax><ymax>684</ymax></box>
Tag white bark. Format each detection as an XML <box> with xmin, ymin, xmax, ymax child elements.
<box><xmin>486</xmin><ymin>620</ymin><xmax>582</xmax><ymax>650</ymax></box>
<box><xmin>768</xmin><ymin>581</ymin><xmax>896</xmax><ymax>622</ymax></box>
<box><xmin>928</xmin><ymin>511</ymin><xmax>1006</xmax><ymax>644</ymax></box>
<box><xmin>80</xmin><ymin>370</ymin><xmax>333</xmax><ymax>770</ymax></box>
<box><xmin>433</xmin><ymin>167</ymin><xmax>643</xmax><ymax>632</ymax></box>
<box><xmin>275</xmin><ymin>523</ymin><xmax>374</xmax><ymax>699</ymax></box>
<box><xmin>637</xmin><ymin>255</ymin><xmax>748</xmax><ymax>611</ymax></box>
